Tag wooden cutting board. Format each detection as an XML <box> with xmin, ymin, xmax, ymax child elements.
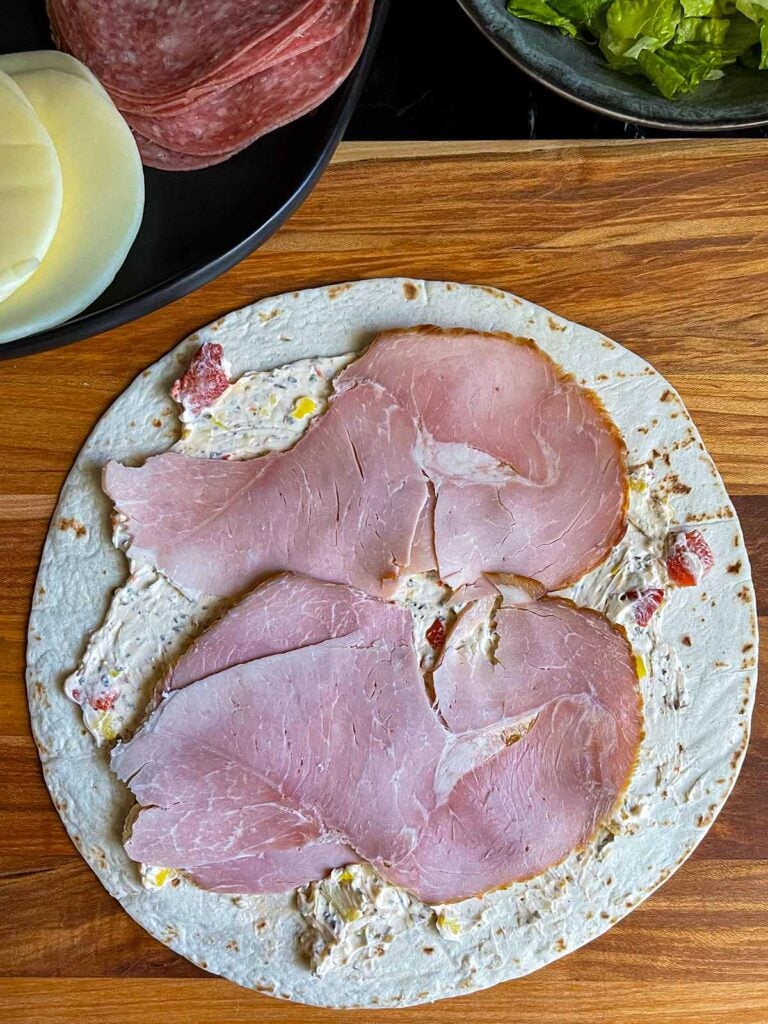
<box><xmin>0</xmin><ymin>140</ymin><xmax>766</xmax><ymax>1024</ymax></box>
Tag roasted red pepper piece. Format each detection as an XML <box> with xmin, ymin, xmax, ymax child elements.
<box><xmin>90</xmin><ymin>691</ymin><xmax>118</xmax><ymax>712</ymax></box>
<box><xmin>425</xmin><ymin>617</ymin><xmax>446</xmax><ymax>649</ymax></box>
<box><xmin>171</xmin><ymin>342</ymin><xmax>230</xmax><ymax>415</ymax></box>
<box><xmin>665</xmin><ymin>529</ymin><xmax>714</xmax><ymax>587</ymax></box>
<box><xmin>625</xmin><ymin>587</ymin><xmax>664</xmax><ymax>627</ymax></box>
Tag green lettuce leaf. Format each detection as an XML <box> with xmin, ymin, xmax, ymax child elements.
<box><xmin>506</xmin><ymin>0</ymin><xmax>579</xmax><ymax>35</ymax></box>
<box><xmin>736</xmin><ymin>0</ymin><xmax>768</xmax><ymax>64</ymax></box>
<box><xmin>675</xmin><ymin>15</ymin><xmax>730</xmax><ymax>42</ymax></box>
<box><xmin>600</xmin><ymin>0</ymin><xmax>682</xmax><ymax>64</ymax></box>
<box><xmin>638</xmin><ymin>40</ymin><xmax>736</xmax><ymax>93</ymax></box>
<box><xmin>505</xmin><ymin>0</ymin><xmax>765</xmax><ymax>96</ymax></box>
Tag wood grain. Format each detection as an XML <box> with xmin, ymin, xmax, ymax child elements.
<box><xmin>0</xmin><ymin>140</ymin><xmax>765</xmax><ymax>1024</ymax></box>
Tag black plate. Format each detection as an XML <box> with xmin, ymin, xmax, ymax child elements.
<box><xmin>0</xmin><ymin>1</ymin><xmax>389</xmax><ymax>361</ymax></box>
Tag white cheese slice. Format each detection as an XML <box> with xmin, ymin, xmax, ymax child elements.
<box><xmin>0</xmin><ymin>66</ymin><xmax>144</xmax><ymax>344</ymax></box>
<box><xmin>0</xmin><ymin>50</ymin><xmax>112</xmax><ymax>102</ymax></box>
<box><xmin>0</xmin><ymin>70</ymin><xmax>62</xmax><ymax>305</ymax></box>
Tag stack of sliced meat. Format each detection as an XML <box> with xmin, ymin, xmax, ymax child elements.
<box><xmin>113</xmin><ymin>573</ymin><xmax>642</xmax><ymax>903</ymax></box>
<box><xmin>105</xmin><ymin>326</ymin><xmax>642</xmax><ymax>904</ymax></box>
<box><xmin>47</xmin><ymin>0</ymin><xmax>374</xmax><ymax>170</ymax></box>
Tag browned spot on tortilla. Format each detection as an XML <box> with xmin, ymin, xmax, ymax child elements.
<box><xmin>170</xmin><ymin>877</ymin><xmax>181</xmax><ymax>887</ymax></box>
<box><xmin>600</xmin><ymin>911</ymin><xmax>610</xmax><ymax>919</ymax></box>
<box><xmin>226</xmin><ymin>940</ymin><xmax>239</xmax><ymax>952</ymax></box>
<box><xmin>327</xmin><ymin>283</ymin><xmax>352</xmax><ymax>300</ymax></box>
<box><xmin>142</xmin><ymin>369</ymin><xmax>152</xmax><ymax>377</ymax></box>
<box><xmin>547</xmin><ymin>317</ymin><xmax>566</xmax><ymax>332</ymax></box>
<box><xmin>423</xmin><ymin>947</ymin><xmax>435</xmax><ymax>955</ymax></box>
<box><xmin>459</xmin><ymin>978</ymin><xmax>474</xmax><ymax>990</ymax></box>
<box><xmin>601</xmin><ymin>339</ymin><xmax>614</xmax><ymax>349</ymax></box>
<box><xmin>730</xmin><ymin>750</ymin><xmax>740</xmax><ymax>769</ymax></box>
<box><xmin>555</xmin><ymin>938</ymin><xmax>566</xmax><ymax>951</ymax></box>
<box><xmin>662</xmin><ymin>474</ymin><xmax>691</xmax><ymax>495</ymax></box>
<box><xmin>586</xmin><ymin>911</ymin><xmax>594</xmax><ymax>920</ymax></box>
<box><xmin>445</xmin><ymin>283</ymin><xmax>454</xmax><ymax>291</ymax></box>
<box><xmin>660</xmin><ymin>389</ymin><xmax>675</xmax><ymax>402</ymax></box>
<box><xmin>743</xmin><ymin>643</ymin><xmax>754</xmax><ymax>653</ymax></box>
<box><xmin>152</xmin><ymin>418</ymin><xmax>162</xmax><ymax>428</ymax></box>
<box><xmin>402</xmin><ymin>282</ymin><xmax>419</xmax><ymax>300</ymax></box>
<box><xmin>58</xmin><ymin>517</ymin><xmax>87</xmax><ymax>538</ymax></box>
<box><xmin>257</xmin><ymin>308</ymin><xmax>281</xmax><ymax>322</ymax></box>
<box><xmin>256</xmin><ymin>919</ymin><xmax>268</xmax><ymax>931</ymax></box>
<box><xmin>199</xmin><ymin>961</ymin><xmax>208</xmax><ymax>970</ymax></box>
<box><xmin>671</xmin><ymin>412</ymin><xmax>679</xmax><ymax>419</ymax></box>
<box><xmin>479</xmin><ymin>285</ymin><xmax>503</xmax><ymax>298</ymax></box>
<box><xmin>651</xmin><ymin>417</ymin><xmax>659</xmax><ymax>427</ymax></box>
<box><xmin>605</xmin><ymin>876</ymin><xmax>613</xmax><ymax>886</ymax></box>
<box><xmin>128</xmin><ymin>420</ymin><xmax>136</xmax><ymax>428</ymax></box>
<box><xmin>32</xmin><ymin>682</ymin><xmax>50</xmax><ymax>709</ymax></box>
<box><xmin>596</xmin><ymin>373</ymin><xmax>608</xmax><ymax>382</ymax></box>
<box><xmin>734</xmin><ymin>535</ymin><xmax>740</xmax><ymax>547</ymax></box>
<box><xmin>637</xmin><ymin>426</ymin><xmax>648</xmax><ymax>434</ymax></box>
<box><xmin>714</xmin><ymin>660</ymin><xmax>728</xmax><ymax>668</ymax></box>
<box><xmin>737</xmin><ymin>585</ymin><xmax>751</xmax><ymax>603</ymax></box>
<box><xmin>727</xmin><ymin>561</ymin><xmax>743</xmax><ymax>575</ymax></box>
<box><xmin>682</xmin><ymin>635</ymin><xmax>692</xmax><ymax>647</ymax></box>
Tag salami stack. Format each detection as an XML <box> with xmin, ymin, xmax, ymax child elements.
<box><xmin>47</xmin><ymin>0</ymin><xmax>374</xmax><ymax>170</ymax></box>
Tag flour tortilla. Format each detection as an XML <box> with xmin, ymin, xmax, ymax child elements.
<box><xmin>26</xmin><ymin>279</ymin><xmax>757</xmax><ymax>1008</ymax></box>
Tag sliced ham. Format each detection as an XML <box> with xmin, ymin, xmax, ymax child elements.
<box><xmin>386</xmin><ymin>695</ymin><xmax>634</xmax><ymax>904</ymax></box>
<box><xmin>434</xmin><ymin>596</ymin><xmax>640</xmax><ymax>734</ymax></box>
<box><xmin>113</xmin><ymin>577</ymin><xmax>641</xmax><ymax>902</ymax></box>
<box><xmin>113</xmin><ymin>628</ymin><xmax>447</xmax><ymax>878</ymax></box>
<box><xmin>103</xmin><ymin>382</ymin><xmax>429</xmax><ymax>599</ymax></box>
<box><xmin>336</xmin><ymin>326</ymin><xmax>628</xmax><ymax>590</ymax></box>
<box><xmin>187</xmin><ymin>842</ymin><xmax>356</xmax><ymax>894</ymax></box>
<box><xmin>127</xmin><ymin>0</ymin><xmax>373</xmax><ymax>158</ymax></box>
<box><xmin>166</xmin><ymin>573</ymin><xmax>400</xmax><ymax>691</ymax></box>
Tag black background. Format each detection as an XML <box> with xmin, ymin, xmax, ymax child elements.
<box><xmin>348</xmin><ymin>0</ymin><xmax>768</xmax><ymax>139</ymax></box>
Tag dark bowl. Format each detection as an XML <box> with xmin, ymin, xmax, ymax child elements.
<box><xmin>456</xmin><ymin>0</ymin><xmax>768</xmax><ymax>129</ymax></box>
<box><xmin>0</xmin><ymin>0</ymin><xmax>389</xmax><ymax>360</ymax></box>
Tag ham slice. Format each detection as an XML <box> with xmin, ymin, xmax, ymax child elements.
<box><xmin>187</xmin><ymin>842</ymin><xmax>355</xmax><ymax>894</ymax></box>
<box><xmin>385</xmin><ymin>695</ymin><xmax>634</xmax><ymax>903</ymax></box>
<box><xmin>434</xmin><ymin>596</ymin><xmax>640</xmax><ymax>733</ymax></box>
<box><xmin>113</xmin><ymin>629</ymin><xmax>446</xmax><ymax>879</ymax></box>
<box><xmin>336</xmin><ymin>326</ymin><xmax>628</xmax><ymax>590</ymax></box>
<box><xmin>113</xmin><ymin>576</ymin><xmax>641</xmax><ymax>902</ymax></box>
<box><xmin>104</xmin><ymin>383</ymin><xmax>429</xmax><ymax>599</ymax></box>
<box><xmin>166</xmin><ymin>572</ymin><xmax>400</xmax><ymax>690</ymax></box>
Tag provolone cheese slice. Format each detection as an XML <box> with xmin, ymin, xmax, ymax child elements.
<box><xmin>0</xmin><ymin>67</ymin><xmax>144</xmax><ymax>344</ymax></box>
<box><xmin>0</xmin><ymin>70</ymin><xmax>62</xmax><ymax>305</ymax></box>
<box><xmin>0</xmin><ymin>50</ymin><xmax>108</xmax><ymax>97</ymax></box>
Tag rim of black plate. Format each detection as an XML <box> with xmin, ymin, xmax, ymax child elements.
<box><xmin>0</xmin><ymin>0</ymin><xmax>391</xmax><ymax>362</ymax></box>
<box><xmin>455</xmin><ymin>0</ymin><xmax>768</xmax><ymax>133</ymax></box>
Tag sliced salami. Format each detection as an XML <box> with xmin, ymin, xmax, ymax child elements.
<box><xmin>117</xmin><ymin>0</ymin><xmax>357</xmax><ymax>116</ymax></box>
<box><xmin>126</xmin><ymin>0</ymin><xmax>373</xmax><ymax>158</ymax></box>
<box><xmin>48</xmin><ymin>0</ymin><xmax>320</xmax><ymax>102</ymax></box>
<box><xmin>133</xmin><ymin>132</ymin><xmax>243</xmax><ymax>172</ymax></box>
